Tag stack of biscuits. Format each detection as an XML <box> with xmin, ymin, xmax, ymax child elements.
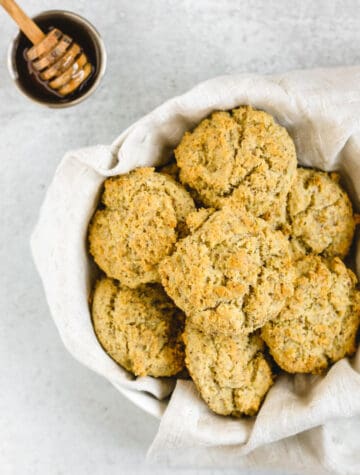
<box><xmin>88</xmin><ymin>106</ymin><xmax>360</xmax><ymax>417</ymax></box>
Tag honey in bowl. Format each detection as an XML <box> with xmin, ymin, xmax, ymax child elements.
<box><xmin>10</xmin><ymin>10</ymin><xmax>106</xmax><ymax>107</ymax></box>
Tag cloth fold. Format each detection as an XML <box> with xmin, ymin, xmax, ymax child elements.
<box><xmin>31</xmin><ymin>66</ymin><xmax>360</xmax><ymax>472</ymax></box>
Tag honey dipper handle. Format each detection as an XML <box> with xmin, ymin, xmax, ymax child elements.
<box><xmin>0</xmin><ymin>0</ymin><xmax>45</xmax><ymax>45</ymax></box>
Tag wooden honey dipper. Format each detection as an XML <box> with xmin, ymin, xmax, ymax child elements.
<box><xmin>1</xmin><ymin>0</ymin><xmax>93</xmax><ymax>96</ymax></box>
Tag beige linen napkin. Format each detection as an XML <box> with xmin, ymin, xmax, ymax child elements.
<box><xmin>32</xmin><ymin>66</ymin><xmax>360</xmax><ymax>472</ymax></box>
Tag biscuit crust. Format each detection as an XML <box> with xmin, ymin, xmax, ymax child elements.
<box><xmin>262</xmin><ymin>256</ymin><xmax>360</xmax><ymax>374</ymax></box>
<box><xmin>175</xmin><ymin>106</ymin><xmax>297</xmax><ymax>216</ymax></box>
<box><xmin>183</xmin><ymin>323</ymin><xmax>273</xmax><ymax>416</ymax></box>
<box><xmin>159</xmin><ymin>206</ymin><xmax>294</xmax><ymax>335</ymax></box>
<box><xmin>88</xmin><ymin>168</ymin><xmax>195</xmax><ymax>288</ymax></box>
<box><xmin>286</xmin><ymin>168</ymin><xmax>355</xmax><ymax>259</ymax></box>
<box><xmin>92</xmin><ymin>278</ymin><xmax>185</xmax><ymax>377</ymax></box>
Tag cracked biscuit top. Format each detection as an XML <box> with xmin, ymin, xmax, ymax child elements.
<box><xmin>88</xmin><ymin>167</ymin><xmax>195</xmax><ymax>288</ymax></box>
<box><xmin>175</xmin><ymin>105</ymin><xmax>297</xmax><ymax>216</ymax></box>
<box><xmin>284</xmin><ymin>168</ymin><xmax>356</xmax><ymax>259</ymax></box>
<box><xmin>183</xmin><ymin>322</ymin><xmax>273</xmax><ymax>416</ymax></box>
<box><xmin>159</xmin><ymin>206</ymin><xmax>294</xmax><ymax>336</ymax></box>
<box><xmin>92</xmin><ymin>278</ymin><xmax>185</xmax><ymax>377</ymax></box>
<box><xmin>262</xmin><ymin>255</ymin><xmax>360</xmax><ymax>374</ymax></box>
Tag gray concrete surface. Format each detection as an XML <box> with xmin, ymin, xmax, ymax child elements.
<box><xmin>2</xmin><ymin>0</ymin><xmax>359</xmax><ymax>473</ymax></box>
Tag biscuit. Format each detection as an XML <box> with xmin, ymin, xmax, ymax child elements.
<box><xmin>262</xmin><ymin>255</ymin><xmax>360</xmax><ymax>374</ymax></box>
<box><xmin>92</xmin><ymin>278</ymin><xmax>185</xmax><ymax>377</ymax></box>
<box><xmin>183</xmin><ymin>323</ymin><xmax>273</xmax><ymax>416</ymax></box>
<box><xmin>285</xmin><ymin>168</ymin><xmax>356</xmax><ymax>259</ymax></box>
<box><xmin>159</xmin><ymin>206</ymin><xmax>294</xmax><ymax>335</ymax></box>
<box><xmin>175</xmin><ymin>106</ymin><xmax>297</xmax><ymax>217</ymax></box>
<box><xmin>88</xmin><ymin>167</ymin><xmax>195</xmax><ymax>288</ymax></box>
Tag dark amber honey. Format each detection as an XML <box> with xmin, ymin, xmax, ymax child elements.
<box><xmin>11</xmin><ymin>11</ymin><xmax>102</xmax><ymax>105</ymax></box>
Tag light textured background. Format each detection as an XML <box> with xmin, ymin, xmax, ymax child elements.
<box><xmin>1</xmin><ymin>1</ymin><xmax>360</xmax><ymax>474</ymax></box>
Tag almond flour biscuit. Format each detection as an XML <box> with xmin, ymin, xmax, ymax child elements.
<box><xmin>183</xmin><ymin>323</ymin><xmax>273</xmax><ymax>416</ymax></box>
<box><xmin>88</xmin><ymin>167</ymin><xmax>195</xmax><ymax>288</ymax></box>
<box><xmin>285</xmin><ymin>168</ymin><xmax>356</xmax><ymax>259</ymax></box>
<box><xmin>92</xmin><ymin>278</ymin><xmax>185</xmax><ymax>377</ymax></box>
<box><xmin>159</xmin><ymin>206</ymin><xmax>294</xmax><ymax>336</ymax></box>
<box><xmin>262</xmin><ymin>256</ymin><xmax>360</xmax><ymax>374</ymax></box>
<box><xmin>175</xmin><ymin>106</ymin><xmax>297</xmax><ymax>217</ymax></box>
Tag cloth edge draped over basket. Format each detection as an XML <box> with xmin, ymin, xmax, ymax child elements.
<box><xmin>31</xmin><ymin>66</ymin><xmax>360</xmax><ymax>473</ymax></box>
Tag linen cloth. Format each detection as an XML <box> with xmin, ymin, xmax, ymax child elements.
<box><xmin>32</xmin><ymin>67</ymin><xmax>360</xmax><ymax>474</ymax></box>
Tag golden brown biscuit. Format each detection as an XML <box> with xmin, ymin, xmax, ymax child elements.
<box><xmin>92</xmin><ymin>278</ymin><xmax>185</xmax><ymax>377</ymax></box>
<box><xmin>183</xmin><ymin>323</ymin><xmax>273</xmax><ymax>416</ymax></box>
<box><xmin>175</xmin><ymin>106</ymin><xmax>297</xmax><ymax>217</ymax></box>
<box><xmin>262</xmin><ymin>255</ymin><xmax>360</xmax><ymax>374</ymax></box>
<box><xmin>159</xmin><ymin>206</ymin><xmax>294</xmax><ymax>335</ymax></box>
<box><xmin>284</xmin><ymin>168</ymin><xmax>356</xmax><ymax>259</ymax></box>
<box><xmin>88</xmin><ymin>167</ymin><xmax>195</xmax><ymax>288</ymax></box>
